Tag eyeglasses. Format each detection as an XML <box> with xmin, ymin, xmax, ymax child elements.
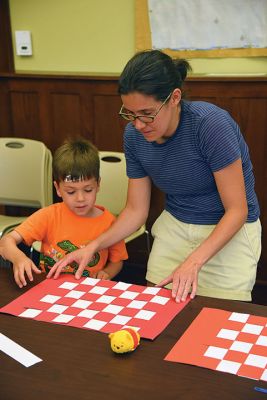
<box><xmin>119</xmin><ymin>92</ymin><xmax>172</xmax><ymax>124</ymax></box>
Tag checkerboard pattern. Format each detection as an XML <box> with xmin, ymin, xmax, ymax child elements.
<box><xmin>165</xmin><ymin>307</ymin><xmax>267</xmax><ymax>381</ymax></box>
<box><xmin>0</xmin><ymin>276</ymin><xmax>190</xmax><ymax>339</ymax></box>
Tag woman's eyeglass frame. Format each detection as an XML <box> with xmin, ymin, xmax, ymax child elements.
<box><xmin>119</xmin><ymin>92</ymin><xmax>172</xmax><ymax>124</ymax></box>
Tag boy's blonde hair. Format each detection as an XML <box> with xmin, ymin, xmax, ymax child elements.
<box><xmin>53</xmin><ymin>138</ymin><xmax>100</xmax><ymax>183</ymax></box>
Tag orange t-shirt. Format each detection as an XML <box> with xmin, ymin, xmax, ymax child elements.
<box><xmin>15</xmin><ymin>203</ymin><xmax>128</xmax><ymax>276</ymax></box>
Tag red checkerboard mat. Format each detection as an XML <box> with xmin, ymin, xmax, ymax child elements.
<box><xmin>0</xmin><ymin>276</ymin><xmax>190</xmax><ymax>340</ymax></box>
<box><xmin>165</xmin><ymin>307</ymin><xmax>267</xmax><ymax>381</ymax></box>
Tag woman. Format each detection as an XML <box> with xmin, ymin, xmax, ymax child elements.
<box><xmin>48</xmin><ymin>50</ymin><xmax>261</xmax><ymax>302</ymax></box>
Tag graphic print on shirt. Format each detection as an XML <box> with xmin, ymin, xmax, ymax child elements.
<box><xmin>39</xmin><ymin>239</ymin><xmax>100</xmax><ymax>277</ymax></box>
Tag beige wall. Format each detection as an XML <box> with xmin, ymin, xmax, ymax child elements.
<box><xmin>10</xmin><ymin>0</ymin><xmax>267</xmax><ymax>75</ymax></box>
<box><xmin>9</xmin><ymin>0</ymin><xmax>135</xmax><ymax>74</ymax></box>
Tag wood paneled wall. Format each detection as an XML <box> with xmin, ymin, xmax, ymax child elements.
<box><xmin>0</xmin><ymin>73</ymin><xmax>266</xmax><ymax>283</ymax></box>
<box><xmin>0</xmin><ymin>1</ymin><xmax>14</xmax><ymax>73</ymax></box>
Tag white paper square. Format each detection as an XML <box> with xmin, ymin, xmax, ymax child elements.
<box><xmin>113</xmin><ymin>282</ymin><xmax>131</xmax><ymax>290</ymax></box>
<box><xmin>150</xmin><ymin>295</ymin><xmax>169</xmax><ymax>305</ymax></box>
<box><xmin>110</xmin><ymin>315</ymin><xmax>132</xmax><ymax>325</ymax></box>
<box><xmin>229</xmin><ymin>312</ymin><xmax>249</xmax><ymax>323</ymax></box>
<box><xmin>81</xmin><ymin>277</ymin><xmax>100</xmax><ymax>286</ymax></box>
<box><xmin>261</xmin><ymin>369</ymin><xmax>267</xmax><ymax>381</ymax></box>
<box><xmin>78</xmin><ymin>309</ymin><xmax>99</xmax><ymax>318</ymax></box>
<box><xmin>256</xmin><ymin>335</ymin><xmax>267</xmax><ymax>346</ymax></box>
<box><xmin>217</xmin><ymin>329</ymin><xmax>239</xmax><ymax>340</ymax></box>
<box><xmin>83</xmin><ymin>319</ymin><xmax>107</xmax><ymax>330</ymax></box>
<box><xmin>59</xmin><ymin>282</ymin><xmax>78</xmax><ymax>290</ymax></box>
<box><xmin>40</xmin><ymin>294</ymin><xmax>61</xmax><ymax>304</ymax></box>
<box><xmin>102</xmin><ymin>304</ymin><xmax>124</xmax><ymax>314</ymax></box>
<box><xmin>95</xmin><ymin>295</ymin><xmax>115</xmax><ymax>304</ymax></box>
<box><xmin>134</xmin><ymin>309</ymin><xmax>155</xmax><ymax>320</ymax></box>
<box><xmin>80</xmin><ymin>278</ymin><xmax>100</xmax><ymax>286</ymax></box>
<box><xmin>245</xmin><ymin>354</ymin><xmax>267</xmax><ymax>368</ymax></box>
<box><xmin>241</xmin><ymin>323</ymin><xmax>263</xmax><ymax>335</ymax></box>
<box><xmin>53</xmin><ymin>314</ymin><xmax>75</xmax><ymax>323</ymax></box>
<box><xmin>89</xmin><ymin>286</ymin><xmax>108</xmax><ymax>295</ymax></box>
<box><xmin>19</xmin><ymin>308</ymin><xmax>42</xmax><ymax>318</ymax></box>
<box><xmin>119</xmin><ymin>291</ymin><xmax>139</xmax><ymax>300</ymax></box>
<box><xmin>230</xmin><ymin>340</ymin><xmax>253</xmax><ymax>353</ymax></box>
<box><xmin>204</xmin><ymin>346</ymin><xmax>228</xmax><ymax>360</ymax></box>
<box><xmin>71</xmin><ymin>299</ymin><xmax>92</xmax><ymax>309</ymax></box>
<box><xmin>142</xmin><ymin>287</ymin><xmax>161</xmax><ymax>295</ymax></box>
<box><xmin>216</xmin><ymin>359</ymin><xmax>241</xmax><ymax>374</ymax></box>
<box><xmin>64</xmin><ymin>290</ymin><xmax>85</xmax><ymax>299</ymax></box>
<box><xmin>47</xmin><ymin>304</ymin><xmax>68</xmax><ymax>313</ymax></box>
<box><xmin>127</xmin><ymin>300</ymin><xmax>147</xmax><ymax>309</ymax></box>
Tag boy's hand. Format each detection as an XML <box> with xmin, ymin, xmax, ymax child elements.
<box><xmin>94</xmin><ymin>270</ymin><xmax>110</xmax><ymax>280</ymax></box>
<box><xmin>13</xmin><ymin>256</ymin><xmax>42</xmax><ymax>288</ymax></box>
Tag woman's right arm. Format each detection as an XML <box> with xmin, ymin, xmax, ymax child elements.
<box><xmin>47</xmin><ymin>176</ymin><xmax>151</xmax><ymax>279</ymax></box>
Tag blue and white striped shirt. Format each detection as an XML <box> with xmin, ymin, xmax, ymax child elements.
<box><xmin>124</xmin><ymin>100</ymin><xmax>260</xmax><ymax>224</ymax></box>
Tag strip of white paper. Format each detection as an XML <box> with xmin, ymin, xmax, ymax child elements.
<box><xmin>0</xmin><ymin>333</ymin><xmax>42</xmax><ymax>367</ymax></box>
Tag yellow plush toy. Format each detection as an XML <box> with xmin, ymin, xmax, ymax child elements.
<box><xmin>109</xmin><ymin>327</ymin><xmax>140</xmax><ymax>353</ymax></box>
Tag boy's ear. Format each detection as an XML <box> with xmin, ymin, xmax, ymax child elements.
<box><xmin>54</xmin><ymin>181</ymin><xmax>62</xmax><ymax>198</ymax></box>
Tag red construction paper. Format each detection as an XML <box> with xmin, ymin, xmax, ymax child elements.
<box><xmin>0</xmin><ymin>275</ymin><xmax>190</xmax><ymax>340</ymax></box>
<box><xmin>165</xmin><ymin>307</ymin><xmax>267</xmax><ymax>381</ymax></box>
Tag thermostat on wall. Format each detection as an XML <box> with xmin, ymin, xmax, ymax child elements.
<box><xmin>15</xmin><ymin>31</ymin><xmax>32</xmax><ymax>56</ymax></box>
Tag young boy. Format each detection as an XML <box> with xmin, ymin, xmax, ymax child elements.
<box><xmin>0</xmin><ymin>138</ymin><xmax>128</xmax><ymax>288</ymax></box>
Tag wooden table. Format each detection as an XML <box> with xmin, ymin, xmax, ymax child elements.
<box><xmin>0</xmin><ymin>266</ymin><xmax>266</xmax><ymax>400</ymax></box>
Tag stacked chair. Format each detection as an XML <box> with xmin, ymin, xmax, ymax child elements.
<box><xmin>0</xmin><ymin>137</ymin><xmax>53</xmax><ymax>238</ymax></box>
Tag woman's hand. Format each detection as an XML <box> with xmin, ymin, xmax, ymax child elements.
<box><xmin>47</xmin><ymin>242</ymin><xmax>97</xmax><ymax>280</ymax></box>
<box><xmin>157</xmin><ymin>258</ymin><xmax>201</xmax><ymax>302</ymax></box>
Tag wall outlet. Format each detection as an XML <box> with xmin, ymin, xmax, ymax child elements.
<box><xmin>15</xmin><ymin>31</ymin><xmax>32</xmax><ymax>56</ymax></box>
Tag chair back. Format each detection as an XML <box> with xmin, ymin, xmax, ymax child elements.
<box><xmin>97</xmin><ymin>151</ymin><xmax>128</xmax><ymax>216</ymax></box>
<box><xmin>0</xmin><ymin>137</ymin><xmax>53</xmax><ymax>208</ymax></box>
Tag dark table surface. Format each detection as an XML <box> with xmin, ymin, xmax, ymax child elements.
<box><xmin>0</xmin><ymin>266</ymin><xmax>266</xmax><ymax>400</ymax></box>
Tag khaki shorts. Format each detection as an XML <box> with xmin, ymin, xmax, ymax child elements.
<box><xmin>146</xmin><ymin>210</ymin><xmax>262</xmax><ymax>301</ymax></box>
